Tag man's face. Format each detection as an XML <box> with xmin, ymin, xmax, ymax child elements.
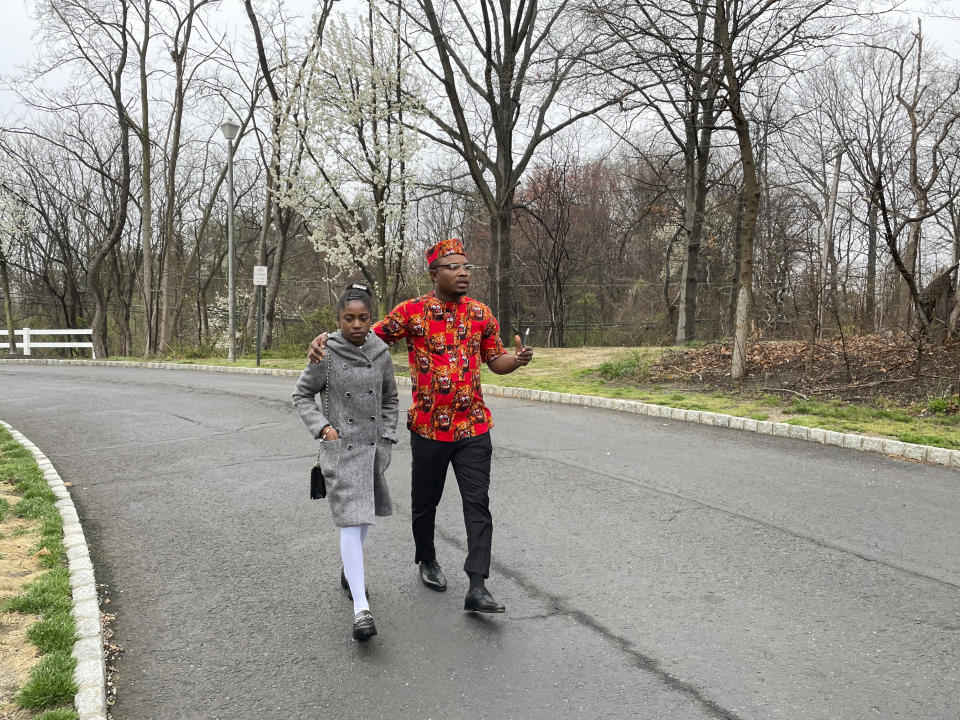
<box><xmin>430</xmin><ymin>253</ymin><xmax>471</xmax><ymax>298</ymax></box>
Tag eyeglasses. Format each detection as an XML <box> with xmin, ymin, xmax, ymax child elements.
<box><xmin>433</xmin><ymin>262</ymin><xmax>475</xmax><ymax>272</ymax></box>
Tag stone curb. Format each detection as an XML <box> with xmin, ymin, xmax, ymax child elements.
<box><xmin>0</xmin><ymin>420</ymin><xmax>107</xmax><ymax>720</ymax></box>
<box><xmin>3</xmin><ymin>358</ymin><xmax>957</xmax><ymax>470</ymax></box>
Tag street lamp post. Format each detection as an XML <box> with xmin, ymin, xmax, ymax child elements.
<box><xmin>220</xmin><ymin>120</ymin><xmax>240</xmax><ymax>361</ymax></box>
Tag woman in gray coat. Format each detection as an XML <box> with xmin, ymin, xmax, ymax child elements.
<box><xmin>292</xmin><ymin>283</ymin><xmax>398</xmax><ymax>641</ymax></box>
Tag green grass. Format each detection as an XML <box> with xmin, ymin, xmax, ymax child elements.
<box><xmin>0</xmin><ymin>496</ymin><xmax>10</xmax><ymax>521</ymax></box>
<box><xmin>103</xmin><ymin>345</ymin><xmax>960</xmax><ymax>450</ymax></box>
<box><xmin>0</xmin><ymin>425</ymin><xmax>78</xmax><ymax>713</ymax></box>
<box><xmin>15</xmin><ymin>495</ymin><xmax>53</xmax><ymax>519</ymax></box>
<box><xmin>2</xmin><ymin>567</ymin><xmax>72</xmax><ymax>614</ymax></box>
<box><xmin>36</xmin><ymin>709</ymin><xmax>80</xmax><ymax>720</ymax></box>
<box><xmin>107</xmin><ymin>351</ymin><xmax>307</xmax><ymax>370</ymax></box>
<box><xmin>14</xmin><ymin>651</ymin><xmax>78</xmax><ymax>709</ymax></box>
<box><xmin>27</xmin><ymin>610</ymin><xmax>78</xmax><ymax>655</ymax></box>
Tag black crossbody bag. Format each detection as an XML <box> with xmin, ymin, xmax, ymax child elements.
<box><xmin>310</xmin><ymin>358</ymin><xmax>331</xmax><ymax>499</ymax></box>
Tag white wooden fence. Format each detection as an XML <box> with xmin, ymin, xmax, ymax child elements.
<box><xmin>0</xmin><ymin>328</ymin><xmax>96</xmax><ymax>358</ymax></box>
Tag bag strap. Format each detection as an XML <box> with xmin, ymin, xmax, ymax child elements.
<box><xmin>316</xmin><ymin>357</ymin><xmax>332</xmax><ymax>465</ymax></box>
<box><xmin>322</xmin><ymin>355</ymin><xmax>331</xmax><ymax>425</ymax></box>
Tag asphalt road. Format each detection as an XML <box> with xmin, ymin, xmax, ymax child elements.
<box><xmin>2</xmin><ymin>364</ymin><xmax>959</xmax><ymax>720</ymax></box>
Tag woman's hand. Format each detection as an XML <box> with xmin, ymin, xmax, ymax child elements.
<box><xmin>320</xmin><ymin>425</ymin><xmax>339</xmax><ymax>441</ymax></box>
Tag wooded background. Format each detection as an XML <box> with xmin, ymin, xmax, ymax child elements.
<box><xmin>1</xmin><ymin>0</ymin><xmax>958</xmax><ymax>380</ymax></box>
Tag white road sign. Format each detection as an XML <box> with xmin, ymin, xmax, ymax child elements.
<box><xmin>253</xmin><ymin>266</ymin><xmax>268</xmax><ymax>286</ymax></box>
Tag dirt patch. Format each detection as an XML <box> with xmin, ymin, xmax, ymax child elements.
<box><xmin>0</xmin><ymin>613</ymin><xmax>36</xmax><ymax>720</ymax></box>
<box><xmin>0</xmin><ymin>485</ymin><xmax>44</xmax><ymax>720</ymax></box>
<box><xmin>648</xmin><ymin>333</ymin><xmax>960</xmax><ymax>404</ymax></box>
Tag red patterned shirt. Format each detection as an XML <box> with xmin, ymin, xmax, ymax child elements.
<box><xmin>373</xmin><ymin>292</ymin><xmax>507</xmax><ymax>441</ymax></box>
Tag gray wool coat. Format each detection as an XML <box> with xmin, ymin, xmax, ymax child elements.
<box><xmin>292</xmin><ymin>331</ymin><xmax>399</xmax><ymax>527</ymax></box>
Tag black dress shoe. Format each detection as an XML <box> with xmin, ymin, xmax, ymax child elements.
<box><xmin>341</xmin><ymin>568</ymin><xmax>369</xmax><ymax>601</ymax></box>
<box><xmin>464</xmin><ymin>587</ymin><xmax>505</xmax><ymax>613</ymax></box>
<box><xmin>352</xmin><ymin>610</ymin><xmax>377</xmax><ymax>641</ymax></box>
<box><xmin>418</xmin><ymin>560</ymin><xmax>447</xmax><ymax>591</ymax></box>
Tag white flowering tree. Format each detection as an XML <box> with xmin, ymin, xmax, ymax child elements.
<box><xmin>278</xmin><ymin>1</ymin><xmax>421</xmax><ymax>316</ymax></box>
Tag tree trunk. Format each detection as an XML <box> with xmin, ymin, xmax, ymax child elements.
<box><xmin>158</xmin><ymin>4</ymin><xmax>197</xmax><ymax>352</ymax></box>
<box><xmin>245</xmin><ymin>175</ymin><xmax>273</xmax><ymax>342</ymax></box>
<box><xmin>489</xmin><ymin>197</ymin><xmax>516</xmax><ymax>338</ymax></box>
<box><xmin>137</xmin><ymin>1</ymin><xmax>155</xmax><ymax>356</ymax></box>
<box><xmin>676</xmin><ymin>145</ymin><xmax>697</xmax><ymax>345</ymax></box>
<box><xmin>140</xmin><ymin>138</ymin><xmax>155</xmax><ymax>354</ymax></box>
<box><xmin>864</xmin><ymin>187</ymin><xmax>878</xmax><ymax>333</ymax></box>
<box><xmin>898</xmin><ymin>221</ymin><xmax>921</xmax><ymax>330</ymax></box>
<box><xmin>727</xmin><ymin>189</ymin><xmax>745</xmax><ymax>335</ymax></box>
<box><xmin>0</xmin><ymin>247</ymin><xmax>15</xmax><ymax>354</ymax></box>
<box><xmin>90</xmin><ymin>1</ymin><xmax>132</xmax><ymax>359</ymax></box>
<box><xmin>262</xmin><ymin>227</ymin><xmax>288</xmax><ymax>350</ymax></box>
<box><xmin>717</xmin><ymin>0</ymin><xmax>759</xmax><ymax>380</ymax></box>
<box><xmin>822</xmin><ymin>151</ymin><xmax>843</xmax><ymax>335</ymax></box>
<box><xmin>677</xmin><ymin>129</ymin><xmax>712</xmax><ymax>346</ymax></box>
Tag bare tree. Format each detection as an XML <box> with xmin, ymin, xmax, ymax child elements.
<box><xmin>153</xmin><ymin>0</ymin><xmax>217</xmax><ymax>351</ymax></box>
<box><xmin>819</xmin><ymin>43</ymin><xmax>905</xmax><ymax>334</ymax></box>
<box><xmin>868</xmin><ymin>24</ymin><xmax>960</xmax><ymax>339</ymax></box>
<box><xmin>401</xmin><ymin>0</ymin><xmax>626</xmax><ymax>335</ymax></box>
<box><xmin>594</xmin><ymin>0</ymin><xmax>725</xmax><ymax>344</ymax></box>
<box><xmin>713</xmin><ymin>0</ymin><xmax>854</xmax><ymax>379</ymax></box>
<box><xmin>30</xmin><ymin>0</ymin><xmax>134</xmax><ymax>357</ymax></box>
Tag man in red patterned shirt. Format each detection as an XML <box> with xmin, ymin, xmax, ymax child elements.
<box><xmin>309</xmin><ymin>239</ymin><xmax>533</xmax><ymax>613</ymax></box>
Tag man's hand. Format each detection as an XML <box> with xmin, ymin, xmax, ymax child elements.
<box><xmin>307</xmin><ymin>333</ymin><xmax>329</xmax><ymax>364</ymax></box>
<box><xmin>487</xmin><ymin>335</ymin><xmax>534</xmax><ymax>375</ymax></box>
<box><xmin>514</xmin><ymin>334</ymin><xmax>533</xmax><ymax>367</ymax></box>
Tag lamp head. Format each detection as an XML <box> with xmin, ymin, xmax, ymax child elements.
<box><xmin>220</xmin><ymin>121</ymin><xmax>240</xmax><ymax>141</ymax></box>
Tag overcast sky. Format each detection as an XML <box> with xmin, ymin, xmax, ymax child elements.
<box><xmin>1</xmin><ymin>0</ymin><xmax>958</xmax><ymax>119</ymax></box>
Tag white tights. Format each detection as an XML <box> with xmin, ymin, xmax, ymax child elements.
<box><xmin>340</xmin><ymin>525</ymin><xmax>370</xmax><ymax>614</ymax></box>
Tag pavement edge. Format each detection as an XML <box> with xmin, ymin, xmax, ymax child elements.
<box><xmin>4</xmin><ymin>357</ymin><xmax>958</xmax><ymax>470</ymax></box>
<box><xmin>0</xmin><ymin>419</ymin><xmax>107</xmax><ymax>720</ymax></box>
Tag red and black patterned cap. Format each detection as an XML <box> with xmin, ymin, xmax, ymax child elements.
<box><xmin>426</xmin><ymin>238</ymin><xmax>465</xmax><ymax>266</ymax></box>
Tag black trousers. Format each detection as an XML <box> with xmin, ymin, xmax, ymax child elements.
<box><xmin>410</xmin><ymin>431</ymin><xmax>493</xmax><ymax>578</ymax></box>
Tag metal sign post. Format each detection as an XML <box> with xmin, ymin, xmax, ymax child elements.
<box><xmin>253</xmin><ymin>266</ymin><xmax>267</xmax><ymax>366</ymax></box>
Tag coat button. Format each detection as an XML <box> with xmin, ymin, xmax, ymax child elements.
<box><xmin>368</xmin><ymin>389</ymin><xmax>374</xmax><ymax>394</ymax></box>
<box><xmin>369</xmin><ymin>441</ymin><xmax>375</xmax><ymax>446</ymax></box>
<box><xmin>344</xmin><ymin>391</ymin><xmax>351</xmax><ymax>398</ymax></box>
<box><xmin>370</xmin><ymin>416</ymin><xmax>376</xmax><ymax>421</ymax></box>
<box><xmin>366</xmin><ymin>363</ymin><xmax>372</xmax><ymax>369</ymax></box>
<box><xmin>347</xmin><ymin>444</ymin><xmax>353</xmax><ymax>450</ymax></box>
<box><xmin>347</xmin><ymin>418</ymin><xmax>354</xmax><ymax>424</ymax></box>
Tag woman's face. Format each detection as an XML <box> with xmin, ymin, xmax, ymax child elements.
<box><xmin>339</xmin><ymin>300</ymin><xmax>373</xmax><ymax>346</ymax></box>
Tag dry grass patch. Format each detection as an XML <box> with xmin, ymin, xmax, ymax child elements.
<box><xmin>0</xmin><ymin>429</ymin><xmax>78</xmax><ymax>720</ymax></box>
<box><xmin>0</xmin><ymin>483</ymin><xmax>45</xmax><ymax>720</ymax></box>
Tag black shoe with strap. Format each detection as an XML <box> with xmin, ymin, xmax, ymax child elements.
<box><xmin>418</xmin><ymin>559</ymin><xmax>447</xmax><ymax>591</ymax></box>
<box><xmin>341</xmin><ymin>568</ymin><xmax>369</xmax><ymax>601</ymax></box>
<box><xmin>464</xmin><ymin>586</ymin><xmax>505</xmax><ymax>613</ymax></box>
<box><xmin>352</xmin><ymin>610</ymin><xmax>377</xmax><ymax>641</ymax></box>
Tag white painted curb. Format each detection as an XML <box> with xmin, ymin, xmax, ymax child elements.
<box><xmin>0</xmin><ymin>421</ymin><xmax>107</xmax><ymax>720</ymax></box>
<box><xmin>3</xmin><ymin>358</ymin><xmax>957</xmax><ymax>470</ymax></box>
